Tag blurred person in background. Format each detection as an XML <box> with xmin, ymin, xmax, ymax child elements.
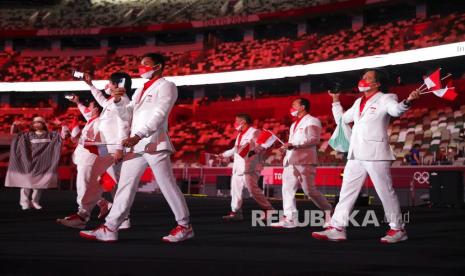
<box><xmin>6</xmin><ymin>116</ymin><xmax>62</xmax><ymax>210</ymax></box>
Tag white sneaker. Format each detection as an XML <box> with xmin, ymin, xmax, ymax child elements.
<box><xmin>162</xmin><ymin>225</ymin><xmax>194</xmax><ymax>243</ymax></box>
<box><xmin>269</xmin><ymin>216</ymin><xmax>297</xmax><ymax>228</ymax></box>
<box><xmin>97</xmin><ymin>199</ymin><xmax>112</xmax><ymax>219</ymax></box>
<box><xmin>222</xmin><ymin>211</ymin><xmax>244</xmax><ymax>221</ymax></box>
<box><xmin>56</xmin><ymin>213</ymin><xmax>87</xmax><ymax>229</ymax></box>
<box><xmin>380</xmin><ymin>229</ymin><xmax>408</xmax><ymax>244</ymax></box>
<box><xmin>80</xmin><ymin>224</ymin><xmax>118</xmax><ymax>242</ymax></box>
<box><xmin>31</xmin><ymin>201</ymin><xmax>42</xmax><ymax>210</ymax></box>
<box><xmin>118</xmin><ymin>218</ymin><xmax>131</xmax><ymax>230</ymax></box>
<box><xmin>312</xmin><ymin>226</ymin><xmax>347</xmax><ymax>241</ymax></box>
<box><xmin>21</xmin><ymin>203</ymin><xmax>31</xmax><ymax>210</ymax></box>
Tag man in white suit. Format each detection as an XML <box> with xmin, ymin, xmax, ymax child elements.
<box><xmin>57</xmin><ymin>73</ymin><xmax>131</xmax><ymax>229</ymax></box>
<box><xmin>271</xmin><ymin>98</ymin><xmax>332</xmax><ymax>228</ymax></box>
<box><xmin>312</xmin><ymin>70</ymin><xmax>420</xmax><ymax>243</ymax></box>
<box><xmin>80</xmin><ymin>53</ymin><xmax>193</xmax><ymax>243</ymax></box>
<box><xmin>220</xmin><ymin>113</ymin><xmax>274</xmax><ymax>221</ymax></box>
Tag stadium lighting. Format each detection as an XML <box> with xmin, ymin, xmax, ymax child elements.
<box><xmin>0</xmin><ymin>40</ymin><xmax>464</xmax><ymax>92</ymax></box>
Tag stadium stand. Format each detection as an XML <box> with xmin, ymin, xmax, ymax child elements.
<box><xmin>2</xmin><ymin>11</ymin><xmax>464</xmax><ymax>81</ymax></box>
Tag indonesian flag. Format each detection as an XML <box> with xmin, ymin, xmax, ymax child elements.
<box><xmin>237</xmin><ymin>143</ymin><xmax>250</xmax><ymax>158</ymax></box>
<box><xmin>256</xmin><ymin>129</ymin><xmax>278</xmax><ymax>149</ymax></box>
<box><xmin>424</xmin><ymin>69</ymin><xmax>441</xmax><ymax>90</ymax></box>
<box><xmin>432</xmin><ymin>80</ymin><xmax>457</xmax><ymax>101</ymax></box>
<box><xmin>69</xmin><ymin>117</ymin><xmax>80</xmax><ymax>138</ymax></box>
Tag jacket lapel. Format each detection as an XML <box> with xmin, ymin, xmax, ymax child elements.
<box><xmin>360</xmin><ymin>93</ymin><xmax>383</xmax><ymax>118</ymax></box>
<box><xmin>290</xmin><ymin>114</ymin><xmax>308</xmax><ymax>139</ymax></box>
<box><xmin>136</xmin><ymin>78</ymin><xmax>163</xmax><ymax>108</ymax></box>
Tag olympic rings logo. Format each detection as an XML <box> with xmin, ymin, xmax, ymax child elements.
<box><xmin>413</xmin><ymin>171</ymin><xmax>430</xmax><ymax>184</ymax></box>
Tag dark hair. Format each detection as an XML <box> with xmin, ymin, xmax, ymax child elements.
<box><xmin>236</xmin><ymin>113</ymin><xmax>252</xmax><ymax>124</ymax></box>
<box><xmin>363</xmin><ymin>68</ymin><xmax>387</xmax><ymax>92</ymax></box>
<box><xmin>87</xmin><ymin>100</ymin><xmax>103</xmax><ymax>114</ymax></box>
<box><xmin>364</xmin><ymin>69</ymin><xmax>381</xmax><ymax>83</ymax></box>
<box><xmin>110</xmin><ymin>72</ymin><xmax>132</xmax><ymax>93</ymax></box>
<box><xmin>296</xmin><ymin>98</ymin><xmax>310</xmax><ymax>112</ymax></box>
<box><xmin>142</xmin><ymin>53</ymin><xmax>165</xmax><ymax>72</ymax></box>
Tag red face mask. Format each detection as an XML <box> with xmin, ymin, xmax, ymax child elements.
<box><xmin>358</xmin><ymin>79</ymin><xmax>372</xmax><ymax>92</ymax></box>
<box><xmin>138</xmin><ymin>65</ymin><xmax>154</xmax><ymax>75</ymax></box>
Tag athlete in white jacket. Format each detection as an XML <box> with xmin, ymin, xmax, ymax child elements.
<box><xmin>80</xmin><ymin>53</ymin><xmax>193</xmax><ymax>243</ymax></box>
<box><xmin>270</xmin><ymin>98</ymin><xmax>332</xmax><ymax>228</ymax></box>
<box><xmin>312</xmin><ymin>69</ymin><xmax>420</xmax><ymax>243</ymax></box>
<box><xmin>57</xmin><ymin>74</ymin><xmax>131</xmax><ymax>230</ymax></box>
<box><xmin>220</xmin><ymin>113</ymin><xmax>274</xmax><ymax>221</ymax></box>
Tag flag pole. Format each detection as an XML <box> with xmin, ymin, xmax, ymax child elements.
<box><xmin>83</xmin><ymin>142</ymin><xmax>122</xmax><ymax>146</ymax></box>
<box><xmin>420</xmin><ymin>87</ymin><xmax>455</xmax><ymax>95</ymax></box>
<box><xmin>419</xmin><ymin>73</ymin><xmax>452</xmax><ymax>92</ymax></box>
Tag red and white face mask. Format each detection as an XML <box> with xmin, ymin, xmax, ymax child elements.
<box><xmin>290</xmin><ymin>107</ymin><xmax>299</xmax><ymax>117</ymax></box>
<box><xmin>138</xmin><ymin>65</ymin><xmax>155</xmax><ymax>79</ymax></box>
<box><xmin>358</xmin><ymin>79</ymin><xmax>372</xmax><ymax>92</ymax></box>
<box><xmin>234</xmin><ymin>122</ymin><xmax>244</xmax><ymax>131</ymax></box>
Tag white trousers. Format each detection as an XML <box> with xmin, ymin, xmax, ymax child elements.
<box><xmin>105</xmin><ymin>151</ymin><xmax>190</xmax><ymax>230</ymax></box>
<box><xmin>282</xmin><ymin>165</ymin><xmax>332</xmax><ymax>219</ymax></box>
<box><xmin>331</xmin><ymin>160</ymin><xmax>404</xmax><ymax>230</ymax></box>
<box><xmin>230</xmin><ymin>172</ymin><xmax>273</xmax><ymax>212</ymax></box>
<box><xmin>20</xmin><ymin>188</ymin><xmax>42</xmax><ymax>208</ymax></box>
<box><xmin>75</xmin><ymin>150</ymin><xmax>115</xmax><ymax>219</ymax></box>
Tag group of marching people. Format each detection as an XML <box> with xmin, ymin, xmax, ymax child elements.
<box><xmin>5</xmin><ymin>51</ymin><xmax>421</xmax><ymax>244</ymax></box>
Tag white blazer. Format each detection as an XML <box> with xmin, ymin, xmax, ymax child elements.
<box><xmin>222</xmin><ymin>127</ymin><xmax>263</xmax><ymax>175</ymax></box>
<box><xmin>332</xmin><ymin>92</ymin><xmax>409</xmax><ymax>161</ymax></box>
<box><xmin>90</xmin><ymin>86</ymin><xmax>130</xmax><ymax>153</ymax></box>
<box><xmin>76</xmin><ymin>103</ymin><xmax>98</xmax><ymax>145</ymax></box>
<box><xmin>283</xmin><ymin>114</ymin><xmax>321</xmax><ymax>166</ymax></box>
<box><xmin>113</xmin><ymin>77</ymin><xmax>176</xmax><ymax>153</ymax></box>
<box><xmin>73</xmin><ymin>104</ymin><xmax>100</xmax><ymax>164</ymax></box>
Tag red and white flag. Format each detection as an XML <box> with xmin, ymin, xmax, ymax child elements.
<box><xmin>432</xmin><ymin>79</ymin><xmax>457</xmax><ymax>101</ymax></box>
<box><xmin>423</xmin><ymin>69</ymin><xmax>441</xmax><ymax>90</ymax></box>
<box><xmin>69</xmin><ymin>117</ymin><xmax>81</xmax><ymax>138</ymax></box>
<box><xmin>256</xmin><ymin>129</ymin><xmax>278</xmax><ymax>149</ymax></box>
<box><xmin>237</xmin><ymin>143</ymin><xmax>250</xmax><ymax>158</ymax></box>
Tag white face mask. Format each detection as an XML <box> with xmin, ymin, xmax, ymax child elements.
<box><xmin>234</xmin><ymin>122</ymin><xmax>243</xmax><ymax>131</ymax></box>
<box><xmin>358</xmin><ymin>86</ymin><xmax>371</xmax><ymax>92</ymax></box>
<box><xmin>140</xmin><ymin>70</ymin><xmax>154</xmax><ymax>79</ymax></box>
<box><xmin>290</xmin><ymin>108</ymin><xmax>299</xmax><ymax>117</ymax></box>
<box><xmin>104</xmin><ymin>88</ymin><xmax>112</xmax><ymax>95</ymax></box>
<box><xmin>358</xmin><ymin>79</ymin><xmax>372</xmax><ymax>92</ymax></box>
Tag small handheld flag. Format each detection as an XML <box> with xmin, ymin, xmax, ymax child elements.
<box><xmin>257</xmin><ymin>129</ymin><xmax>284</xmax><ymax>149</ymax></box>
<box><xmin>257</xmin><ymin>129</ymin><xmax>278</xmax><ymax>148</ymax></box>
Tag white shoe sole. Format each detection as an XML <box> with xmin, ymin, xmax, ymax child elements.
<box><xmin>269</xmin><ymin>224</ymin><xmax>297</xmax><ymax>228</ymax></box>
<box><xmin>162</xmin><ymin>231</ymin><xmax>194</xmax><ymax>243</ymax></box>
<box><xmin>380</xmin><ymin>235</ymin><xmax>408</xmax><ymax>244</ymax></box>
<box><xmin>79</xmin><ymin>231</ymin><xmax>117</xmax><ymax>243</ymax></box>
<box><xmin>312</xmin><ymin>232</ymin><xmax>346</xmax><ymax>242</ymax></box>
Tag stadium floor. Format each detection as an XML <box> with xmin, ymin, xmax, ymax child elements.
<box><xmin>1</xmin><ymin>188</ymin><xmax>465</xmax><ymax>276</ymax></box>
